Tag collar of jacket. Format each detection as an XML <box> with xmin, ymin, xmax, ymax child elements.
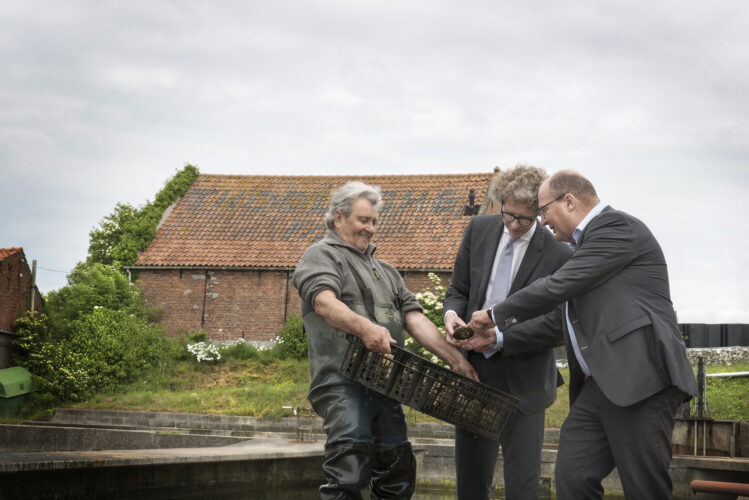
<box><xmin>321</xmin><ymin>230</ymin><xmax>377</xmax><ymax>257</ymax></box>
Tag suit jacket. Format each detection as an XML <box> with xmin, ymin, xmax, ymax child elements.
<box><xmin>444</xmin><ymin>215</ymin><xmax>571</xmax><ymax>413</ymax></box>
<box><xmin>490</xmin><ymin>207</ymin><xmax>699</xmax><ymax>407</ymax></box>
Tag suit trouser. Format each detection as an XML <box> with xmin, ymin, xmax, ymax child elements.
<box><xmin>555</xmin><ymin>378</ymin><xmax>683</xmax><ymax>500</ymax></box>
<box><xmin>455</xmin><ymin>351</ymin><xmax>546</xmax><ymax>500</ymax></box>
<box><xmin>456</xmin><ymin>409</ymin><xmax>545</xmax><ymax>500</ymax></box>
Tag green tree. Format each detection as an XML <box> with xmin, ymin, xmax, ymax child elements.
<box><xmin>87</xmin><ymin>164</ymin><xmax>199</xmax><ymax>268</ymax></box>
<box><xmin>44</xmin><ymin>262</ymin><xmax>151</xmax><ymax>338</ymax></box>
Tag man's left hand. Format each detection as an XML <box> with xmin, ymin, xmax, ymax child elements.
<box><xmin>458</xmin><ymin>328</ymin><xmax>497</xmax><ymax>353</ymax></box>
<box><xmin>468</xmin><ymin>308</ymin><xmax>496</xmax><ymax>330</ymax></box>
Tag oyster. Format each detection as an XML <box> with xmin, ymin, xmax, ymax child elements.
<box><xmin>453</xmin><ymin>325</ymin><xmax>474</xmax><ymax>340</ymax></box>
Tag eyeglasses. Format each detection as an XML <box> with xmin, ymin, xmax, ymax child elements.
<box><xmin>500</xmin><ymin>206</ymin><xmax>536</xmax><ymax>227</ymax></box>
<box><xmin>537</xmin><ymin>194</ymin><xmax>565</xmax><ymax>218</ymax></box>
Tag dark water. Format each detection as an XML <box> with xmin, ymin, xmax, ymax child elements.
<box><xmin>173</xmin><ymin>486</ymin><xmax>459</xmax><ymax>499</ymax></box>
<box><xmin>181</xmin><ymin>486</ymin><xmax>627</xmax><ymax>499</ymax></box>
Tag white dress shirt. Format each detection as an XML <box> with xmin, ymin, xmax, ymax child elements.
<box><xmin>446</xmin><ymin>221</ymin><xmax>536</xmax><ymax>356</ymax></box>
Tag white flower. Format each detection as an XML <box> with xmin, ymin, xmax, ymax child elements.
<box><xmin>187</xmin><ymin>341</ymin><xmax>221</xmax><ymax>362</ymax></box>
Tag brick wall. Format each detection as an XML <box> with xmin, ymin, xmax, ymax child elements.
<box><xmin>138</xmin><ymin>269</ymin><xmax>301</xmax><ymax>341</ymax></box>
<box><xmin>138</xmin><ymin>268</ymin><xmax>452</xmax><ymax>341</ymax></box>
<box><xmin>0</xmin><ymin>251</ymin><xmax>42</xmax><ymax>332</ymax></box>
<box><xmin>402</xmin><ymin>271</ymin><xmax>452</xmax><ymax>297</ymax></box>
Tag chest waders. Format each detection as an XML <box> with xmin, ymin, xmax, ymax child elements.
<box><xmin>305</xmin><ymin>250</ymin><xmax>416</xmax><ymax>500</ymax></box>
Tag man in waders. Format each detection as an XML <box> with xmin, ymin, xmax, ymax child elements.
<box><xmin>293</xmin><ymin>181</ymin><xmax>478</xmax><ymax>500</ymax></box>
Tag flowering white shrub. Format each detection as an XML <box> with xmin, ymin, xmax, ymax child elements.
<box><xmin>410</xmin><ymin>273</ymin><xmax>447</xmax><ymax>367</ymax></box>
<box><xmin>405</xmin><ymin>336</ymin><xmax>441</xmax><ymax>365</ymax></box>
<box><xmin>187</xmin><ymin>341</ymin><xmax>221</xmax><ymax>362</ymax></box>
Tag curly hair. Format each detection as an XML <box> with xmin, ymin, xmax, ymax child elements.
<box><xmin>491</xmin><ymin>164</ymin><xmax>548</xmax><ymax>211</ymax></box>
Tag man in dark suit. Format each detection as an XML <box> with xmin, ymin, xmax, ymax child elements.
<box><xmin>468</xmin><ymin>170</ymin><xmax>698</xmax><ymax>499</ymax></box>
<box><xmin>444</xmin><ymin>165</ymin><xmax>571</xmax><ymax>500</ymax></box>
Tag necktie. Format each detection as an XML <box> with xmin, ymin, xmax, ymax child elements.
<box><xmin>486</xmin><ymin>235</ymin><xmax>517</xmax><ymax>307</ymax></box>
<box><xmin>482</xmin><ymin>235</ymin><xmax>517</xmax><ymax>359</ymax></box>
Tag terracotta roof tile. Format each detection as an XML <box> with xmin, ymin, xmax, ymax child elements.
<box><xmin>135</xmin><ymin>174</ymin><xmax>492</xmax><ymax>270</ymax></box>
<box><xmin>0</xmin><ymin>248</ymin><xmax>22</xmax><ymax>261</ymax></box>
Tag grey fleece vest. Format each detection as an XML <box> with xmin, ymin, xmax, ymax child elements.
<box><xmin>302</xmin><ymin>243</ymin><xmax>409</xmax><ymax>406</ymax></box>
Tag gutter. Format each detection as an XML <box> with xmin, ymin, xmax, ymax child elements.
<box><xmin>124</xmin><ymin>265</ymin><xmax>452</xmax><ymax>273</ymax></box>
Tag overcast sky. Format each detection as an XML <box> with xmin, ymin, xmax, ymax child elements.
<box><xmin>1</xmin><ymin>1</ymin><xmax>747</xmax><ymax>323</ymax></box>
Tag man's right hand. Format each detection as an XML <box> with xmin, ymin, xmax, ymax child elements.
<box><xmin>444</xmin><ymin>311</ymin><xmax>466</xmax><ymax>347</ymax></box>
<box><xmin>359</xmin><ymin>321</ymin><xmax>397</xmax><ymax>354</ymax></box>
<box><xmin>314</xmin><ymin>290</ymin><xmax>396</xmax><ymax>354</ymax></box>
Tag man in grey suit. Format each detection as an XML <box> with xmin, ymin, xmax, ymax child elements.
<box><xmin>444</xmin><ymin>165</ymin><xmax>571</xmax><ymax>500</ymax></box>
<box><xmin>468</xmin><ymin>170</ymin><xmax>698</xmax><ymax>499</ymax></box>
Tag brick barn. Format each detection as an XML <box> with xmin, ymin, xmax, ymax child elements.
<box><xmin>0</xmin><ymin>247</ymin><xmax>42</xmax><ymax>332</ymax></box>
<box><xmin>1</xmin><ymin>247</ymin><xmax>43</xmax><ymax>368</ymax></box>
<box><xmin>130</xmin><ymin>173</ymin><xmax>496</xmax><ymax>343</ymax></box>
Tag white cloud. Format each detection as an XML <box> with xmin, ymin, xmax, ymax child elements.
<box><xmin>1</xmin><ymin>0</ymin><xmax>748</xmax><ymax>322</ymax></box>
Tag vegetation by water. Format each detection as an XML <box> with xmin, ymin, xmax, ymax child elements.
<box><xmin>69</xmin><ymin>359</ymin><xmax>748</xmax><ymax>425</ymax></box>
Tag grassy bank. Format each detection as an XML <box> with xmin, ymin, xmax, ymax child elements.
<box><xmin>72</xmin><ymin>360</ymin><xmax>749</xmax><ymax>426</ymax></box>
<box><xmin>77</xmin><ymin>359</ymin><xmax>311</xmax><ymax>418</ymax></box>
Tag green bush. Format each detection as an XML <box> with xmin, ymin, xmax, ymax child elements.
<box><xmin>185</xmin><ymin>330</ymin><xmax>209</xmax><ymax>344</ymax></box>
<box><xmin>13</xmin><ymin>308</ymin><xmax>175</xmax><ymax>409</ymax></box>
<box><xmin>44</xmin><ymin>262</ymin><xmax>153</xmax><ymax>339</ymax></box>
<box><xmin>275</xmin><ymin>315</ymin><xmax>308</xmax><ymax>360</ymax></box>
<box><xmin>14</xmin><ymin>312</ymin><xmax>93</xmax><ymax>404</ymax></box>
<box><xmin>12</xmin><ymin>311</ymin><xmax>50</xmax><ymax>363</ymax></box>
<box><xmin>220</xmin><ymin>340</ymin><xmax>261</xmax><ymax>361</ymax></box>
<box><xmin>67</xmin><ymin>308</ymin><xmax>173</xmax><ymax>391</ymax></box>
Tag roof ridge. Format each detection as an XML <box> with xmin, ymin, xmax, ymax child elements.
<box><xmin>197</xmin><ymin>172</ymin><xmax>493</xmax><ymax>179</ymax></box>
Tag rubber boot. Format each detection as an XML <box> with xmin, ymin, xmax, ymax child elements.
<box><xmin>319</xmin><ymin>441</ymin><xmax>373</xmax><ymax>500</ymax></box>
<box><xmin>370</xmin><ymin>442</ymin><xmax>416</xmax><ymax>500</ymax></box>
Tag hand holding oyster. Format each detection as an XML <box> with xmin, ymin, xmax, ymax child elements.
<box><xmin>452</xmin><ymin>325</ymin><xmax>474</xmax><ymax>340</ymax></box>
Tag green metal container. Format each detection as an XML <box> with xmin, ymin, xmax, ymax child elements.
<box><xmin>0</xmin><ymin>366</ymin><xmax>34</xmax><ymax>415</ymax></box>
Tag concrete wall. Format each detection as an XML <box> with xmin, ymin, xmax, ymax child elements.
<box><xmin>0</xmin><ymin>453</ymin><xmax>325</xmax><ymax>500</ymax></box>
<box><xmin>0</xmin><ymin>424</ymin><xmax>249</xmax><ymax>452</ymax></box>
<box><xmin>673</xmin><ymin>419</ymin><xmax>748</xmax><ymax>458</ymax></box>
<box><xmin>9</xmin><ymin>409</ymin><xmax>749</xmax><ymax>499</ymax></box>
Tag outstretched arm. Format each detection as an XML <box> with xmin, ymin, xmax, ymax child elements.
<box><xmin>405</xmin><ymin>311</ymin><xmax>479</xmax><ymax>382</ymax></box>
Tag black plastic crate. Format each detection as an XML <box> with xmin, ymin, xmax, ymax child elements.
<box><xmin>340</xmin><ymin>338</ymin><xmax>518</xmax><ymax>440</ymax></box>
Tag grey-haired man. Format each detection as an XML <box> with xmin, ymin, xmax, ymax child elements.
<box><xmin>293</xmin><ymin>181</ymin><xmax>478</xmax><ymax>500</ymax></box>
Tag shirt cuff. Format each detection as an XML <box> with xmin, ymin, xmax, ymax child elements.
<box><xmin>482</xmin><ymin>327</ymin><xmax>504</xmax><ymax>359</ymax></box>
<box><xmin>495</xmin><ymin>327</ymin><xmax>504</xmax><ymax>350</ymax></box>
<box><xmin>444</xmin><ymin>310</ymin><xmax>458</xmax><ymax>325</ymax></box>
